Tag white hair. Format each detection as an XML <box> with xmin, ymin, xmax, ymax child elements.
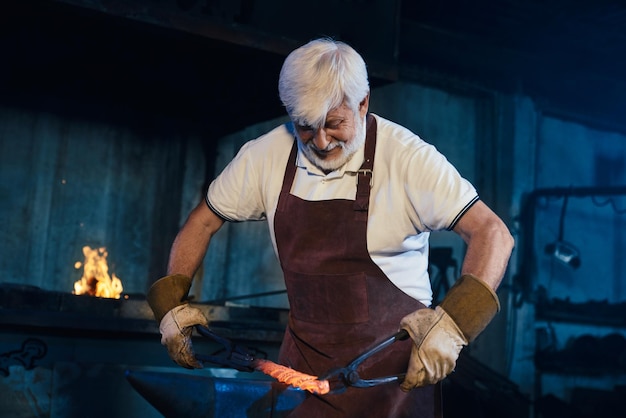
<box><xmin>278</xmin><ymin>38</ymin><xmax>370</xmax><ymax>128</ymax></box>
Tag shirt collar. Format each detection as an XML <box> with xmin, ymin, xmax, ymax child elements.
<box><xmin>295</xmin><ymin>140</ymin><xmax>365</xmax><ymax>178</ymax></box>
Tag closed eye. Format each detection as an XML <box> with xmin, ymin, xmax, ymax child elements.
<box><xmin>325</xmin><ymin>119</ymin><xmax>344</xmax><ymax>130</ymax></box>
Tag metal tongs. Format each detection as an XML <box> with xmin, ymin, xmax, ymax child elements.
<box><xmin>194</xmin><ymin>325</ymin><xmax>410</xmax><ymax>395</ymax></box>
<box><xmin>194</xmin><ymin>325</ymin><xmax>257</xmax><ymax>372</ymax></box>
<box><xmin>319</xmin><ymin>329</ymin><xmax>410</xmax><ymax>394</ymax></box>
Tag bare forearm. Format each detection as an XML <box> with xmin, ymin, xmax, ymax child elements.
<box><xmin>166</xmin><ymin>201</ymin><xmax>225</xmax><ymax>278</ymax></box>
<box><xmin>167</xmin><ymin>227</ymin><xmax>211</xmax><ymax>277</ymax></box>
<box><xmin>453</xmin><ymin>201</ymin><xmax>514</xmax><ymax>290</ymax></box>
<box><xmin>460</xmin><ymin>222</ymin><xmax>514</xmax><ymax>290</ymax></box>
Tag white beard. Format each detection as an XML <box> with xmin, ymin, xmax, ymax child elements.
<box><xmin>299</xmin><ymin>115</ymin><xmax>367</xmax><ymax>172</ymax></box>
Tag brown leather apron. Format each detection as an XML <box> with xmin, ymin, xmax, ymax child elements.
<box><xmin>273</xmin><ymin>115</ymin><xmax>440</xmax><ymax>417</ymax></box>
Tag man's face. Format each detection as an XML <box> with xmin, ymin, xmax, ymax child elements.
<box><xmin>294</xmin><ymin>98</ymin><xmax>369</xmax><ymax>173</ymax></box>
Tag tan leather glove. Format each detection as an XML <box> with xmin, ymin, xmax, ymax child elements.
<box><xmin>400</xmin><ymin>306</ymin><xmax>467</xmax><ymax>389</ymax></box>
<box><xmin>400</xmin><ymin>274</ymin><xmax>500</xmax><ymax>391</ymax></box>
<box><xmin>147</xmin><ymin>274</ymin><xmax>209</xmax><ymax>369</ymax></box>
<box><xmin>159</xmin><ymin>304</ymin><xmax>208</xmax><ymax>368</ymax></box>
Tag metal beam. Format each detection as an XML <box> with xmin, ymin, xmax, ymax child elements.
<box><xmin>50</xmin><ymin>0</ymin><xmax>400</xmax><ymax>81</ymax></box>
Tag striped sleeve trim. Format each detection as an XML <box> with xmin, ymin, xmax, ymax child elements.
<box><xmin>447</xmin><ymin>195</ymin><xmax>479</xmax><ymax>231</ymax></box>
<box><xmin>205</xmin><ymin>195</ymin><xmax>236</xmax><ymax>223</ymax></box>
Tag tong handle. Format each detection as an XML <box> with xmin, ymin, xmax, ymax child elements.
<box><xmin>196</xmin><ymin>325</ymin><xmax>228</xmax><ymax>345</ymax></box>
<box><xmin>194</xmin><ymin>325</ymin><xmax>256</xmax><ymax>372</ymax></box>
<box><xmin>347</xmin><ymin>329</ymin><xmax>409</xmax><ymax>370</ymax></box>
<box><xmin>319</xmin><ymin>329</ymin><xmax>410</xmax><ymax>393</ymax></box>
<box><xmin>350</xmin><ymin>373</ymin><xmax>406</xmax><ymax>388</ymax></box>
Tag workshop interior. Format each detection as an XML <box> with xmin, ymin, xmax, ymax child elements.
<box><xmin>2</xmin><ymin>1</ymin><xmax>626</xmax><ymax>417</ymax></box>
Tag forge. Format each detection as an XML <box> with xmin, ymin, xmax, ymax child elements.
<box><xmin>0</xmin><ymin>283</ymin><xmax>290</xmax><ymax>417</ymax></box>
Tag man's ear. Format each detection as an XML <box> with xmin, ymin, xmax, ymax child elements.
<box><xmin>359</xmin><ymin>93</ymin><xmax>370</xmax><ymax>118</ymax></box>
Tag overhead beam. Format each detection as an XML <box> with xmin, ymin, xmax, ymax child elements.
<box><xmin>51</xmin><ymin>0</ymin><xmax>400</xmax><ymax>81</ymax></box>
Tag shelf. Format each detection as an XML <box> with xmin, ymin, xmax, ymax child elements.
<box><xmin>535</xmin><ymin>332</ymin><xmax>626</xmax><ymax>376</ymax></box>
<box><xmin>536</xmin><ymin>297</ymin><xmax>626</xmax><ymax>328</ymax></box>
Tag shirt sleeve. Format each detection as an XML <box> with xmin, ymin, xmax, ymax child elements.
<box><xmin>205</xmin><ymin>125</ymin><xmax>294</xmax><ymax>222</ymax></box>
<box><xmin>404</xmin><ymin>142</ymin><xmax>478</xmax><ymax>232</ymax></box>
<box><xmin>206</xmin><ymin>140</ymin><xmax>267</xmax><ymax>222</ymax></box>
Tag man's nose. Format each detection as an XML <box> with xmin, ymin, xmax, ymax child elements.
<box><xmin>312</xmin><ymin>128</ymin><xmax>330</xmax><ymax>150</ymax></box>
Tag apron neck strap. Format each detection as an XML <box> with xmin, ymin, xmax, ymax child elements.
<box><xmin>353</xmin><ymin>114</ymin><xmax>377</xmax><ymax>214</ymax></box>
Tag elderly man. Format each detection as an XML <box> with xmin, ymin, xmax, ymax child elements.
<box><xmin>147</xmin><ymin>38</ymin><xmax>514</xmax><ymax>417</ymax></box>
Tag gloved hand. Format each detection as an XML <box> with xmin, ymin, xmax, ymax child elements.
<box><xmin>147</xmin><ymin>274</ymin><xmax>209</xmax><ymax>369</ymax></box>
<box><xmin>159</xmin><ymin>304</ymin><xmax>208</xmax><ymax>368</ymax></box>
<box><xmin>400</xmin><ymin>306</ymin><xmax>467</xmax><ymax>389</ymax></box>
<box><xmin>400</xmin><ymin>274</ymin><xmax>500</xmax><ymax>391</ymax></box>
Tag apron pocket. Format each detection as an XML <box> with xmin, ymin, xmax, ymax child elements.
<box><xmin>285</xmin><ymin>270</ymin><xmax>369</xmax><ymax>324</ymax></box>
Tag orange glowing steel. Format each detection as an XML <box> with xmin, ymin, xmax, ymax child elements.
<box><xmin>253</xmin><ymin>359</ymin><xmax>330</xmax><ymax>395</ymax></box>
<box><xmin>73</xmin><ymin>246</ymin><xmax>123</xmax><ymax>299</ymax></box>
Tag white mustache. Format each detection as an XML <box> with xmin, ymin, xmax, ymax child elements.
<box><xmin>309</xmin><ymin>141</ymin><xmax>342</xmax><ymax>152</ymax></box>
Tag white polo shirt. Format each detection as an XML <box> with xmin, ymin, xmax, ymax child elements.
<box><xmin>207</xmin><ymin>114</ymin><xmax>478</xmax><ymax>305</ymax></box>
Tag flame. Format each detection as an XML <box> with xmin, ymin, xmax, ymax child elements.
<box><xmin>253</xmin><ymin>359</ymin><xmax>330</xmax><ymax>395</ymax></box>
<box><xmin>73</xmin><ymin>246</ymin><xmax>123</xmax><ymax>299</ymax></box>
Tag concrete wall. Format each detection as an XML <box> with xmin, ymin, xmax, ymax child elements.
<box><xmin>0</xmin><ymin>106</ymin><xmax>206</xmax><ymax>295</ymax></box>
